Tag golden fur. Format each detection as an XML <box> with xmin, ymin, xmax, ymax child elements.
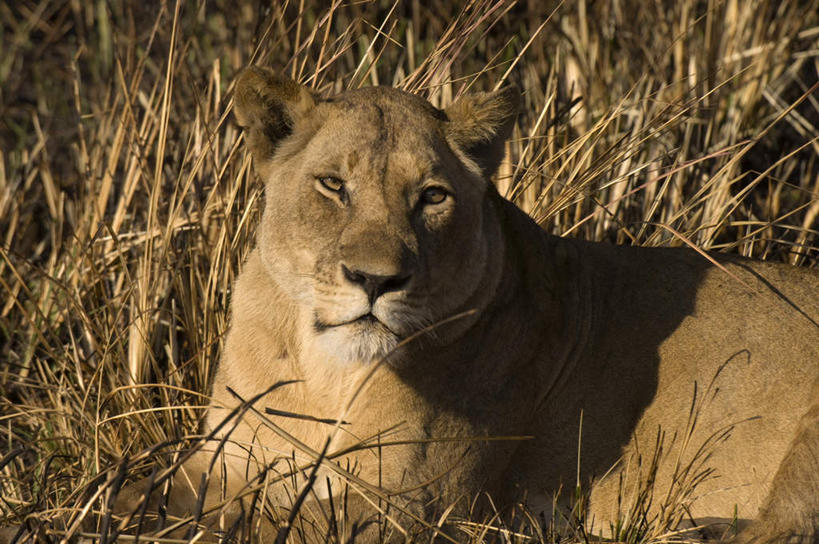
<box><xmin>113</xmin><ymin>67</ymin><xmax>819</xmax><ymax>542</ymax></box>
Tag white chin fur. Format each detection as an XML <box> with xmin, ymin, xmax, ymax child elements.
<box><xmin>312</xmin><ymin>324</ymin><xmax>400</xmax><ymax>365</ymax></box>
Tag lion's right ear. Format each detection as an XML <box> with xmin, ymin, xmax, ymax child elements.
<box><xmin>444</xmin><ymin>86</ymin><xmax>519</xmax><ymax>179</ymax></box>
<box><xmin>233</xmin><ymin>66</ymin><xmax>316</xmax><ymax>160</ymax></box>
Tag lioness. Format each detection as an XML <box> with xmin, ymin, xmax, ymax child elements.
<box><xmin>117</xmin><ymin>67</ymin><xmax>818</xmax><ymax>542</ymax></box>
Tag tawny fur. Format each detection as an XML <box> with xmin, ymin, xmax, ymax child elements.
<box><xmin>110</xmin><ymin>67</ymin><xmax>818</xmax><ymax>543</ymax></box>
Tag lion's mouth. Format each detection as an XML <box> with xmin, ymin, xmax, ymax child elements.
<box><xmin>314</xmin><ymin>312</ymin><xmax>399</xmax><ymax>336</ymax></box>
<box><xmin>314</xmin><ymin>312</ymin><xmax>376</xmax><ymax>330</ymax></box>
<box><xmin>355</xmin><ymin>314</ymin><xmax>378</xmax><ymax>325</ymax></box>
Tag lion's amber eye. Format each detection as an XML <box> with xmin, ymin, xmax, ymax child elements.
<box><xmin>421</xmin><ymin>187</ymin><xmax>447</xmax><ymax>205</ymax></box>
<box><xmin>318</xmin><ymin>176</ymin><xmax>344</xmax><ymax>193</ymax></box>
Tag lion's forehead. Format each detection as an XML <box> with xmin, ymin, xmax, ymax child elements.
<box><xmin>305</xmin><ymin>100</ymin><xmax>452</xmax><ymax>188</ymax></box>
<box><xmin>320</xmin><ymin>89</ymin><xmax>444</xmax><ymax>147</ymax></box>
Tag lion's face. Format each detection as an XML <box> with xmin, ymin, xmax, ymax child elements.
<box><xmin>234</xmin><ymin>70</ymin><xmax>518</xmax><ymax>364</ymax></box>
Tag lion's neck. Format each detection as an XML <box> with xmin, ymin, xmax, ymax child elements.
<box><xmin>487</xmin><ymin>195</ymin><xmax>591</xmax><ymax>409</ymax></box>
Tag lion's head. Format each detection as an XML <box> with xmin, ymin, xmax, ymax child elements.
<box><xmin>233</xmin><ymin>68</ymin><xmax>518</xmax><ymax>365</ymax></box>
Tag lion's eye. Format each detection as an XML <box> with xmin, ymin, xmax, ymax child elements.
<box><xmin>318</xmin><ymin>176</ymin><xmax>344</xmax><ymax>193</ymax></box>
<box><xmin>421</xmin><ymin>187</ymin><xmax>448</xmax><ymax>205</ymax></box>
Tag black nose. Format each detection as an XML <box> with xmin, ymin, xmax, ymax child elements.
<box><xmin>342</xmin><ymin>265</ymin><xmax>411</xmax><ymax>304</ymax></box>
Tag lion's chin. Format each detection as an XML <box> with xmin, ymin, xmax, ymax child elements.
<box><xmin>312</xmin><ymin>318</ymin><xmax>401</xmax><ymax>365</ymax></box>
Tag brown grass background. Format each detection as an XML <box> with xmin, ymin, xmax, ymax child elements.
<box><xmin>1</xmin><ymin>0</ymin><xmax>817</xmax><ymax>541</ymax></box>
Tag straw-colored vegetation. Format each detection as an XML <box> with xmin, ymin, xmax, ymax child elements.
<box><xmin>1</xmin><ymin>0</ymin><xmax>817</xmax><ymax>542</ymax></box>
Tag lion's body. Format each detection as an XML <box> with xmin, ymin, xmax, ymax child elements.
<box><xmin>513</xmin><ymin>232</ymin><xmax>819</xmax><ymax>533</ymax></box>
<box><xmin>121</xmin><ymin>68</ymin><xmax>819</xmax><ymax>542</ymax></box>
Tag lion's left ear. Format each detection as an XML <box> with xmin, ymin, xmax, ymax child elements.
<box><xmin>444</xmin><ymin>86</ymin><xmax>519</xmax><ymax>179</ymax></box>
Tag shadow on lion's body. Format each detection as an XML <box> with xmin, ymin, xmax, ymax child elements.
<box><xmin>101</xmin><ymin>69</ymin><xmax>819</xmax><ymax>543</ymax></box>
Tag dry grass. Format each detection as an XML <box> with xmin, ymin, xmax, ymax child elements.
<box><xmin>1</xmin><ymin>0</ymin><xmax>817</xmax><ymax>542</ymax></box>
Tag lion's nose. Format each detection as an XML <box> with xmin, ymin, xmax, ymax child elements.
<box><xmin>341</xmin><ymin>264</ymin><xmax>411</xmax><ymax>304</ymax></box>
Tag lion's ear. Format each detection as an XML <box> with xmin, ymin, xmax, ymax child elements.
<box><xmin>444</xmin><ymin>86</ymin><xmax>519</xmax><ymax>179</ymax></box>
<box><xmin>233</xmin><ymin>66</ymin><xmax>316</xmax><ymax>160</ymax></box>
